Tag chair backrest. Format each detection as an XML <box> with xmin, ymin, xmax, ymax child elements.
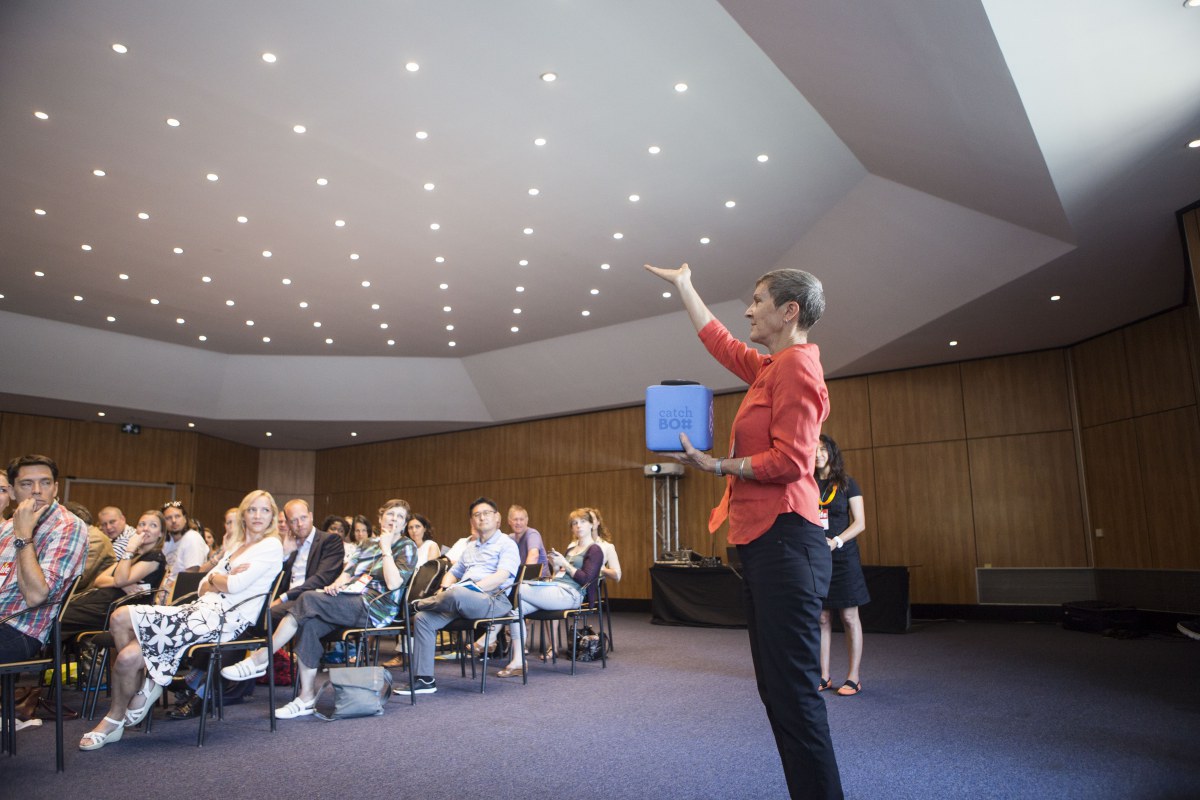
<box><xmin>410</xmin><ymin>559</ymin><xmax>442</xmax><ymax>603</ymax></box>
<box><xmin>168</xmin><ymin>570</ymin><xmax>206</xmax><ymax>604</ymax></box>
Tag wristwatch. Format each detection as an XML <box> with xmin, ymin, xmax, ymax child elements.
<box><xmin>13</xmin><ymin>537</ymin><xmax>30</xmax><ymax>551</ymax></box>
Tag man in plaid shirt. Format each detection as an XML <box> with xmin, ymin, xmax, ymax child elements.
<box><xmin>0</xmin><ymin>454</ymin><xmax>87</xmax><ymax>661</ymax></box>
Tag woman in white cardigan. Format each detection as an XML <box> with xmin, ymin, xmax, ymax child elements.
<box><xmin>79</xmin><ymin>489</ymin><xmax>284</xmax><ymax>751</ymax></box>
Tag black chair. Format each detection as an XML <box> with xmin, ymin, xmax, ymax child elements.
<box><xmin>526</xmin><ymin>573</ymin><xmax>608</xmax><ymax>675</ymax></box>
<box><xmin>444</xmin><ymin>563</ymin><xmax>537</xmax><ymax>692</ymax></box>
<box><xmin>76</xmin><ymin>588</ymin><xmax>157</xmax><ymax>720</ymax></box>
<box><xmin>1</xmin><ymin>575</ymin><xmax>82</xmax><ymax>772</ymax></box>
<box><xmin>177</xmin><ymin>570</ymin><xmax>286</xmax><ymax>746</ymax></box>
<box><xmin>338</xmin><ymin>559</ymin><xmax>441</xmax><ymax>705</ymax></box>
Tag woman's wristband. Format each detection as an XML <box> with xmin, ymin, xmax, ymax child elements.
<box><xmin>833</xmin><ymin>536</ymin><xmax>844</xmax><ymax>549</ymax></box>
<box><xmin>714</xmin><ymin>459</ymin><xmax>723</xmax><ymax>477</ymax></box>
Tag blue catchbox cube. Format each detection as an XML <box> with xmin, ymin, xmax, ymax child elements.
<box><xmin>646</xmin><ymin>382</ymin><xmax>714</xmax><ymax>452</ymax></box>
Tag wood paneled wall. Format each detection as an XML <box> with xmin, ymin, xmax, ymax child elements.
<box><xmin>258</xmin><ymin>450</ymin><xmax>316</xmax><ymax>512</ymax></box>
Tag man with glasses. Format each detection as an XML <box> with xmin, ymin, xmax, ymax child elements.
<box><xmin>0</xmin><ymin>454</ymin><xmax>87</xmax><ymax>661</ymax></box>
<box><xmin>160</xmin><ymin>500</ymin><xmax>207</xmax><ymax>598</ymax></box>
<box><xmin>396</xmin><ymin>497</ymin><xmax>520</xmax><ymax>696</ymax></box>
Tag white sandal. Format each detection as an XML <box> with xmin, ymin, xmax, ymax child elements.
<box><xmin>275</xmin><ymin>696</ymin><xmax>315</xmax><ymax>719</ymax></box>
<box><xmin>123</xmin><ymin>680</ymin><xmax>162</xmax><ymax>727</ymax></box>
<box><xmin>221</xmin><ymin>655</ymin><xmax>268</xmax><ymax>681</ymax></box>
<box><xmin>79</xmin><ymin>716</ymin><xmax>125</xmax><ymax>750</ymax></box>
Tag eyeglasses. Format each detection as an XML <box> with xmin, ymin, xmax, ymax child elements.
<box><xmin>470</xmin><ymin>510</ymin><xmax>498</xmax><ymax>519</ymax></box>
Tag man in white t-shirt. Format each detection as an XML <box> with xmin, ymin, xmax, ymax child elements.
<box><xmin>160</xmin><ymin>500</ymin><xmax>207</xmax><ymax>598</ymax></box>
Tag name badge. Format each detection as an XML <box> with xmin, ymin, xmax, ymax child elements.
<box><xmin>819</xmin><ymin>509</ymin><xmax>830</xmax><ymax>530</ymax></box>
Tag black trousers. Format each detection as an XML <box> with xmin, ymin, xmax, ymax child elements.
<box><xmin>738</xmin><ymin>513</ymin><xmax>843</xmax><ymax>800</ymax></box>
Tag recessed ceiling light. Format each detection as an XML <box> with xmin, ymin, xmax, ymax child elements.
<box><xmin>206</xmin><ymin>173</ymin><xmax>219</xmax><ymax>182</ymax></box>
<box><xmin>949</xmin><ymin>340</ymin><xmax>959</xmax><ymax>347</ymax></box>
<box><xmin>612</xmin><ymin>232</ymin><xmax>623</xmax><ymax>239</ymax></box>
<box><xmin>528</xmin><ymin>188</ymin><xmax>540</xmax><ymax>196</ymax></box>
<box><xmin>648</xmin><ymin>145</ymin><xmax>661</xmax><ymax>155</ymax></box>
<box><xmin>662</xmin><ymin>291</ymin><xmax>672</xmax><ymax>298</ymax></box>
<box><xmin>674</xmin><ymin>82</ymin><xmax>688</xmax><ymax>92</ymax></box>
<box><xmin>1186</xmin><ymin>0</ymin><xmax>1200</xmax><ymax>8</ymax></box>
<box><xmin>523</xmin><ymin>227</ymin><xmax>534</xmax><ymax>235</ymax></box>
<box><xmin>430</xmin><ymin>223</ymin><xmax>440</xmax><ymax>230</ymax></box>
<box><xmin>176</xmin><ymin>318</ymin><xmax>185</xmax><ymax>324</ymax></box>
<box><xmin>725</xmin><ymin>200</ymin><xmax>736</xmax><ymax>208</ymax></box>
<box><xmin>350</xmin><ymin>253</ymin><xmax>360</xmax><ymax>260</ymax></box>
<box><xmin>435</xmin><ymin>256</ymin><xmax>445</xmax><ymax>263</ymax></box>
<box><xmin>371</xmin><ymin>303</ymin><xmax>380</xmax><ymax>310</ymax></box>
<box><xmin>150</xmin><ymin>298</ymin><xmax>159</xmax><ymax>305</ymax></box>
<box><xmin>540</xmin><ymin>72</ymin><xmax>557</xmax><ymax>82</ymax></box>
<box><xmin>516</xmin><ymin>286</ymin><xmax>525</xmax><ymax>293</ymax></box>
<box><xmin>174</xmin><ymin>247</ymin><xmax>184</xmax><ymax>254</ymax></box>
<box><xmin>424</xmin><ymin>182</ymin><xmax>435</xmax><ymax>191</ymax></box>
<box><xmin>118</xmin><ymin>273</ymin><xmax>129</xmax><ymax>280</ymax></box>
<box><xmin>439</xmin><ymin>283</ymin><xmax>449</xmax><ymax>290</ymax></box>
<box><xmin>700</xmin><ymin>237</ymin><xmax>711</xmax><ymax>244</ymax></box>
<box><xmin>350</xmin><ymin>432</ymin><xmax>358</xmax><ymax>437</ymax></box>
<box><xmin>225</xmin><ymin>299</ymin><xmax>235</xmax><ymax>306</ymax></box>
<box><xmin>166</xmin><ymin>118</ymin><xmax>180</xmax><ymax>127</ymax></box>
<box><xmin>629</xmin><ymin>194</ymin><xmax>640</xmax><ymax>202</ymax></box>
<box><xmin>246</xmin><ymin>320</ymin><xmax>255</xmax><ymax>326</ymax></box>
<box><xmin>757</xmin><ymin>154</ymin><xmax>769</xmax><ymax>163</ymax></box>
<box><xmin>262</xmin><ymin>250</ymin><xmax>272</xmax><ymax>258</ymax></box>
<box><xmin>299</xmin><ymin>301</ymin><xmax>308</xmax><ymax>308</ymax></box>
<box><xmin>446</xmin><ymin>324</ymin><xmax>455</xmax><ymax>331</ymax></box>
<box><xmin>112</xmin><ymin>43</ymin><xmax>128</xmax><ymax>54</ymax></box>
<box><xmin>316</xmin><ymin>177</ymin><xmax>329</xmax><ymax>186</ymax></box>
<box><xmin>93</xmin><ymin>169</ymin><xmax>106</xmax><ymax>177</ymax></box>
<box><xmin>334</xmin><ymin>219</ymin><xmax>346</xmax><ymax>227</ymax></box>
<box><xmin>380</xmin><ymin>323</ymin><xmax>388</xmax><ymax>329</ymax></box>
<box><xmin>313</xmin><ymin>321</ymin><xmax>322</xmax><ymax>328</ymax></box>
<box><xmin>34</xmin><ymin>111</ymin><xmax>49</xmax><ymax>120</ymax></box>
<box><xmin>513</xmin><ymin>308</ymin><xmax>522</xmax><ymax>314</ymax></box>
<box><xmin>137</xmin><ymin>212</ymin><xmax>150</xmax><ymax>220</ymax></box>
<box><xmin>534</xmin><ymin>137</ymin><xmax>547</xmax><ymax>147</ymax></box>
<box><xmin>262</xmin><ymin>337</ymin><xmax>271</xmax><ymax>343</ymax></box>
<box><xmin>405</xmin><ymin>61</ymin><xmax>420</xmax><ymax>72</ymax></box>
<box><xmin>74</xmin><ymin>295</ymin><xmax>83</xmax><ymax>302</ymax></box>
<box><xmin>97</xmin><ymin>411</ymin><xmax>106</xmax><ymax>417</ymax></box>
<box><xmin>198</xmin><ymin>335</ymin><xmax>207</xmax><ymax>341</ymax></box>
<box><xmin>34</xmin><ymin>270</ymin><xmax>45</xmax><ymax>277</ymax></box>
<box><xmin>281</xmin><ymin>278</ymin><xmax>292</xmax><ymax>285</ymax></box>
<box><xmin>590</xmin><ymin>289</ymin><xmax>599</xmax><ymax>295</ymax></box>
<box><xmin>81</xmin><ymin>244</ymin><xmax>92</xmax><ymax>251</ymax></box>
<box><xmin>293</xmin><ymin>124</ymin><xmax>306</xmax><ymax>134</ymax></box>
<box><xmin>187</xmin><ymin>422</ymin><xmax>196</xmax><ymax>428</ymax></box>
<box><xmin>34</xmin><ymin>208</ymin><xmax>46</xmax><ymax>215</ymax></box>
<box><xmin>519</xmin><ymin>259</ymin><xmax>529</xmax><ymax>266</ymax></box>
<box><xmin>361</xmin><ymin>280</ymin><xmax>371</xmax><ymax>288</ymax></box>
<box><xmin>511</xmin><ymin>326</ymin><xmax>521</xmax><ymax>333</ymax></box>
<box><xmin>415</xmin><ymin>131</ymin><xmax>428</xmax><ymax>140</ymax></box>
<box><xmin>600</xmin><ymin>263</ymin><xmax>610</xmax><ymax>270</ymax></box>
<box><xmin>201</xmin><ymin>276</ymin><xmax>211</xmax><ymax>283</ymax></box>
<box><xmin>387</xmin><ymin>339</ymin><xmax>395</xmax><ymax>346</ymax></box>
<box><xmin>1050</xmin><ymin>295</ymin><xmax>1061</xmax><ymax>301</ymax></box>
<box><xmin>262</xmin><ymin>53</ymin><xmax>277</xmax><ymax>63</ymax></box>
<box><xmin>581</xmin><ymin>310</ymin><xmax>591</xmax><ymax>317</ymax></box>
<box><xmin>106</xmin><ymin>316</ymin><xmax>116</xmax><ymax>322</ymax></box>
<box><xmin>1189</xmin><ymin>139</ymin><xmax>1200</xmax><ymax>148</ymax></box>
<box><xmin>325</xmin><ymin>338</ymin><xmax>333</xmax><ymax>344</ymax></box>
<box><xmin>448</xmin><ymin>341</ymin><xmax>456</xmax><ymax>347</ymax></box>
<box><xmin>237</xmin><ymin>215</ymin><xmax>248</xmax><ymax>223</ymax></box>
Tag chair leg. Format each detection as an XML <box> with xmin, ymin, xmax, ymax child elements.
<box><xmin>2</xmin><ymin>674</ymin><xmax>14</xmax><ymax>756</ymax></box>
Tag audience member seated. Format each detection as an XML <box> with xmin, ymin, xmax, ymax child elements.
<box><xmin>395</xmin><ymin>497</ymin><xmax>520</xmax><ymax>697</ymax></box>
<box><xmin>159</xmin><ymin>500</ymin><xmax>208</xmax><ymax>599</ymax></box>
<box><xmin>66</xmin><ymin>501</ymin><xmax>117</xmax><ymax>593</ymax></box>
<box><xmin>78</xmin><ymin>490</ymin><xmax>284</xmax><ymax>751</ymax></box>
<box><xmin>97</xmin><ymin>506</ymin><xmax>136</xmax><ymax>560</ymax></box>
<box><xmin>323</xmin><ymin>514</ymin><xmax>355</xmax><ymax>565</ymax></box>
<box><xmin>496</xmin><ymin>507</ymin><xmax>604</xmax><ymax>677</ymax></box>
<box><xmin>0</xmin><ymin>470</ymin><xmax>10</xmax><ymax>521</ymax></box>
<box><xmin>61</xmin><ymin>510</ymin><xmax>167</xmax><ymax>637</ymax></box>
<box><xmin>445</xmin><ymin>529</ymin><xmax>478</xmax><ymax>564</ymax></box>
<box><xmin>221</xmin><ymin>499</ymin><xmax>417</xmax><ymax>720</ymax></box>
<box><xmin>0</xmin><ymin>454</ymin><xmax>88</xmax><ymax>662</ymax></box>
<box><xmin>508</xmin><ymin>504</ymin><xmax>548</xmax><ymax>577</ymax></box>
<box><xmin>352</xmin><ymin>514</ymin><xmax>375</xmax><ymax>548</ymax></box>
<box><xmin>566</xmin><ymin>506</ymin><xmax>622</xmax><ymax>584</ymax></box>
<box><xmin>406</xmin><ymin>513</ymin><xmax>441</xmax><ymax>566</ymax></box>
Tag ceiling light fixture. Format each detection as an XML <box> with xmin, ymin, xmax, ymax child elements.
<box><xmin>299</xmin><ymin>301</ymin><xmax>308</xmax><ymax>308</ymax></box>
<box><xmin>97</xmin><ymin>411</ymin><xmax>106</xmax><ymax>417</ymax></box>
<box><xmin>725</xmin><ymin>200</ymin><xmax>736</xmax><ymax>208</ymax></box>
<box><xmin>446</xmin><ymin>324</ymin><xmax>455</xmax><ymax>331</ymax></box>
<box><xmin>662</xmin><ymin>291</ymin><xmax>672</xmax><ymax>298</ymax></box>
<box><xmin>424</xmin><ymin>182</ymin><xmax>435</xmax><ymax>191</ymax></box>
<box><xmin>415</xmin><ymin>131</ymin><xmax>428</xmax><ymax>140</ymax></box>
<box><xmin>1050</xmin><ymin>295</ymin><xmax>1061</xmax><ymax>301</ymax></box>
<box><xmin>674</xmin><ymin>82</ymin><xmax>688</xmax><ymax>92</ymax></box>
<box><xmin>590</xmin><ymin>289</ymin><xmax>599</xmax><ymax>295</ymax></box>
<box><xmin>1185</xmin><ymin>0</ymin><xmax>1200</xmax><ymax>8</ymax></box>
<box><xmin>176</xmin><ymin>318</ymin><xmax>185</xmax><ymax>324</ymax></box>
<box><xmin>528</xmin><ymin>188</ymin><xmax>540</xmax><ymax>196</ymax></box>
<box><xmin>316</xmin><ymin>177</ymin><xmax>329</xmax><ymax>186</ymax></box>
<box><xmin>226</xmin><ymin>299</ymin><xmax>235</xmax><ymax>306</ymax></box>
<box><xmin>1189</xmin><ymin>139</ymin><xmax>1200</xmax><ymax>148</ymax></box>
<box><xmin>334</xmin><ymin>219</ymin><xmax>346</xmax><ymax>227</ymax></box>
<box><xmin>361</xmin><ymin>280</ymin><xmax>371</xmax><ymax>288</ymax></box>
<box><xmin>534</xmin><ymin>137</ymin><xmax>547</xmax><ymax>147</ymax></box>
<box><xmin>523</xmin><ymin>227</ymin><xmax>534</xmax><ymax>235</ymax></box>
<box><xmin>513</xmin><ymin>308</ymin><xmax>522</xmax><ymax>314</ymax></box>
<box><xmin>540</xmin><ymin>72</ymin><xmax>557</xmax><ymax>82</ymax></box>
<box><xmin>81</xmin><ymin>244</ymin><xmax>92</xmax><ymax>251</ymax></box>
<box><xmin>262</xmin><ymin>250</ymin><xmax>272</xmax><ymax>257</ymax></box>
<box><xmin>93</xmin><ymin>169</ymin><xmax>106</xmax><ymax>177</ymax></box>
<box><xmin>448</xmin><ymin>341</ymin><xmax>456</xmax><ymax>347</ymax></box>
<box><xmin>187</xmin><ymin>422</ymin><xmax>196</xmax><ymax>428</ymax></box>
<box><xmin>111</xmin><ymin>43</ymin><xmax>128</xmax><ymax>54</ymax></box>
<box><xmin>511</xmin><ymin>326</ymin><xmax>520</xmax><ymax>333</ymax></box>
<box><xmin>106</xmin><ymin>316</ymin><xmax>116</xmax><ymax>322</ymax></box>
<box><xmin>371</xmin><ymin>303</ymin><xmax>380</xmax><ymax>310</ymax></box>
<box><xmin>34</xmin><ymin>208</ymin><xmax>46</xmax><ymax>215</ymax></box>
<box><xmin>150</xmin><ymin>298</ymin><xmax>159</xmax><ymax>305</ymax></box>
<box><xmin>581</xmin><ymin>310</ymin><xmax>591</xmax><ymax>317</ymax></box>
<box><xmin>118</xmin><ymin>273</ymin><xmax>129</xmax><ymax>280</ymax></box>
<box><xmin>757</xmin><ymin>154</ymin><xmax>769</xmax><ymax>163</ymax></box>
<box><xmin>174</xmin><ymin>247</ymin><xmax>184</xmax><ymax>254</ymax></box>
<box><xmin>699</xmin><ymin>237</ymin><xmax>711</xmax><ymax>244</ymax></box>
<box><xmin>405</xmin><ymin>61</ymin><xmax>420</xmax><ymax>72</ymax></box>
<box><xmin>206</xmin><ymin>173</ymin><xmax>218</xmax><ymax>181</ymax></box>
<box><xmin>601</xmin><ymin>263</ymin><xmax>610</xmax><ymax>270</ymax></box>
<box><xmin>439</xmin><ymin>283</ymin><xmax>449</xmax><ymax>290</ymax></box>
<box><xmin>137</xmin><ymin>212</ymin><xmax>150</xmax><ymax>219</ymax></box>
<box><xmin>629</xmin><ymin>194</ymin><xmax>640</xmax><ymax>202</ymax></box>
<box><xmin>281</xmin><ymin>278</ymin><xmax>292</xmax><ymax>285</ymax></box>
<box><xmin>949</xmin><ymin>340</ymin><xmax>959</xmax><ymax>347</ymax></box>
<box><xmin>34</xmin><ymin>270</ymin><xmax>45</xmax><ymax>277</ymax></box>
<box><xmin>246</xmin><ymin>320</ymin><xmax>255</xmax><ymax>326</ymax></box>
<box><xmin>443</xmin><ymin>306</ymin><xmax>452</xmax><ymax>312</ymax></box>
<box><xmin>430</xmin><ymin>223</ymin><xmax>440</xmax><ymax>230</ymax></box>
<box><xmin>74</xmin><ymin>295</ymin><xmax>83</xmax><ymax>302</ymax></box>
<box><xmin>325</xmin><ymin>338</ymin><xmax>333</xmax><ymax>344</ymax></box>
<box><xmin>350</xmin><ymin>253</ymin><xmax>360</xmax><ymax>260</ymax></box>
<box><xmin>519</xmin><ymin>259</ymin><xmax>529</xmax><ymax>266</ymax></box>
<box><xmin>380</xmin><ymin>323</ymin><xmax>388</xmax><ymax>329</ymax></box>
<box><xmin>293</xmin><ymin>124</ymin><xmax>306</xmax><ymax>134</ymax></box>
<box><xmin>34</xmin><ymin>111</ymin><xmax>49</xmax><ymax>120</ymax></box>
<box><xmin>166</xmin><ymin>118</ymin><xmax>180</xmax><ymax>127</ymax></box>
<box><xmin>262</xmin><ymin>337</ymin><xmax>271</xmax><ymax>343</ymax></box>
<box><xmin>237</xmin><ymin>215</ymin><xmax>248</xmax><ymax>223</ymax></box>
<box><xmin>198</xmin><ymin>335</ymin><xmax>207</xmax><ymax>341</ymax></box>
<box><xmin>516</xmin><ymin>286</ymin><xmax>525</xmax><ymax>293</ymax></box>
<box><xmin>435</xmin><ymin>256</ymin><xmax>445</xmax><ymax>263</ymax></box>
<box><xmin>201</xmin><ymin>276</ymin><xmax>212</xmax><ymax>283</ymax></box>
<box><xmin>313</xmin><ymin>321</ymin><xmax>322</xmax><ymax>328</ymax></box>
<box><xmin>387</xmin><ymin>340</ymin><xmax>395</xmax><ymax>346</ymax></box>
<box><xmin>350</xmin><ymin>432</ymin><xmax>358</xmax><ymax>437</ymax></box>
<box><xmin>262</xmin><ymin>53</ymin><xmax>277</xmax><ymax>63</ymax></box>
<box><xmin>613</xmin><ymin>232</ymin><xmax>623</xmax><ymax>239</ymax></box>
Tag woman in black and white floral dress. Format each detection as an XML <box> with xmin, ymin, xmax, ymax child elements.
<box><xmin>79</xmin><ymin>490</ymin><xmax>284</xmax><ymax>751</ymax></box>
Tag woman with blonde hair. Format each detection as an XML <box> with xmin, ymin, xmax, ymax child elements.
<box><xmin>78</xmin><ymin>490</ymin><xmax>284</xmax><ymax>750</ymax></box>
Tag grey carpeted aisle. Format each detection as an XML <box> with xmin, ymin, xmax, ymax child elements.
<box><xmin>5</xmin><ymin>614</ymin><xmax>1198</xmax><ymax>799</ymax></box>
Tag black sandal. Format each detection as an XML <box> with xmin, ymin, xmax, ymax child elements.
<box><xmin>818</xmin><ymin>677</ymin><xmax>834</xmax><ymax>692</ymax></box>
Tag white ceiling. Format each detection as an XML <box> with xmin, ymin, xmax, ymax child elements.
<box><xmin>1</xmin><ymin>1</ymin><xmax>1198</xmax><ymax>449</ymax></box>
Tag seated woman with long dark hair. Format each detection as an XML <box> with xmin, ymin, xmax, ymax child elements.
<box><xmin>61</xmin><ymin>510</ymin><xmax>167</xmax><ymax>637</ymax></box>
<box><xmin>78</xmin><ymin>490</ymin><xmax>284</xmax><ymax>751</ymax></box>
<box><xmin>495</xmin><ymin>507</ymin><xmax>604</xmax><ymax>678</ymax></box>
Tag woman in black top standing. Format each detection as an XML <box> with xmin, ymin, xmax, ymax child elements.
<box><xmin>815</xmin><ymin>434</ymin><xmax>869</xmax><ymax>696</ymax></box>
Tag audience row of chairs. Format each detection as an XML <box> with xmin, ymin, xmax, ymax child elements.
<box><xmin>2</xmin><ymin>560</ymin><xmax>609</xmax><ymax>769</ymax></box>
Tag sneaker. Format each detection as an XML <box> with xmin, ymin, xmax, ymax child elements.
<box><xmin>274</xmin><ymin>697</ymin><xmax>315</xmax><ymax>719</ymax></box>
<box><xmin>1178</xmin><ymin>618</ymin><xmax>1200</xmax><ymax>641</ymax></box>
<box><xmin>394</xmin><ymin>676</ymin><xmax>437</xmax><ymax>695</ymax></box>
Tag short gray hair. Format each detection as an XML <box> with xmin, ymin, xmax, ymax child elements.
<box><xmin>756</xmin><ymin>269</ymin><xmax>825</xmax><ymax>330</ymax></box>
